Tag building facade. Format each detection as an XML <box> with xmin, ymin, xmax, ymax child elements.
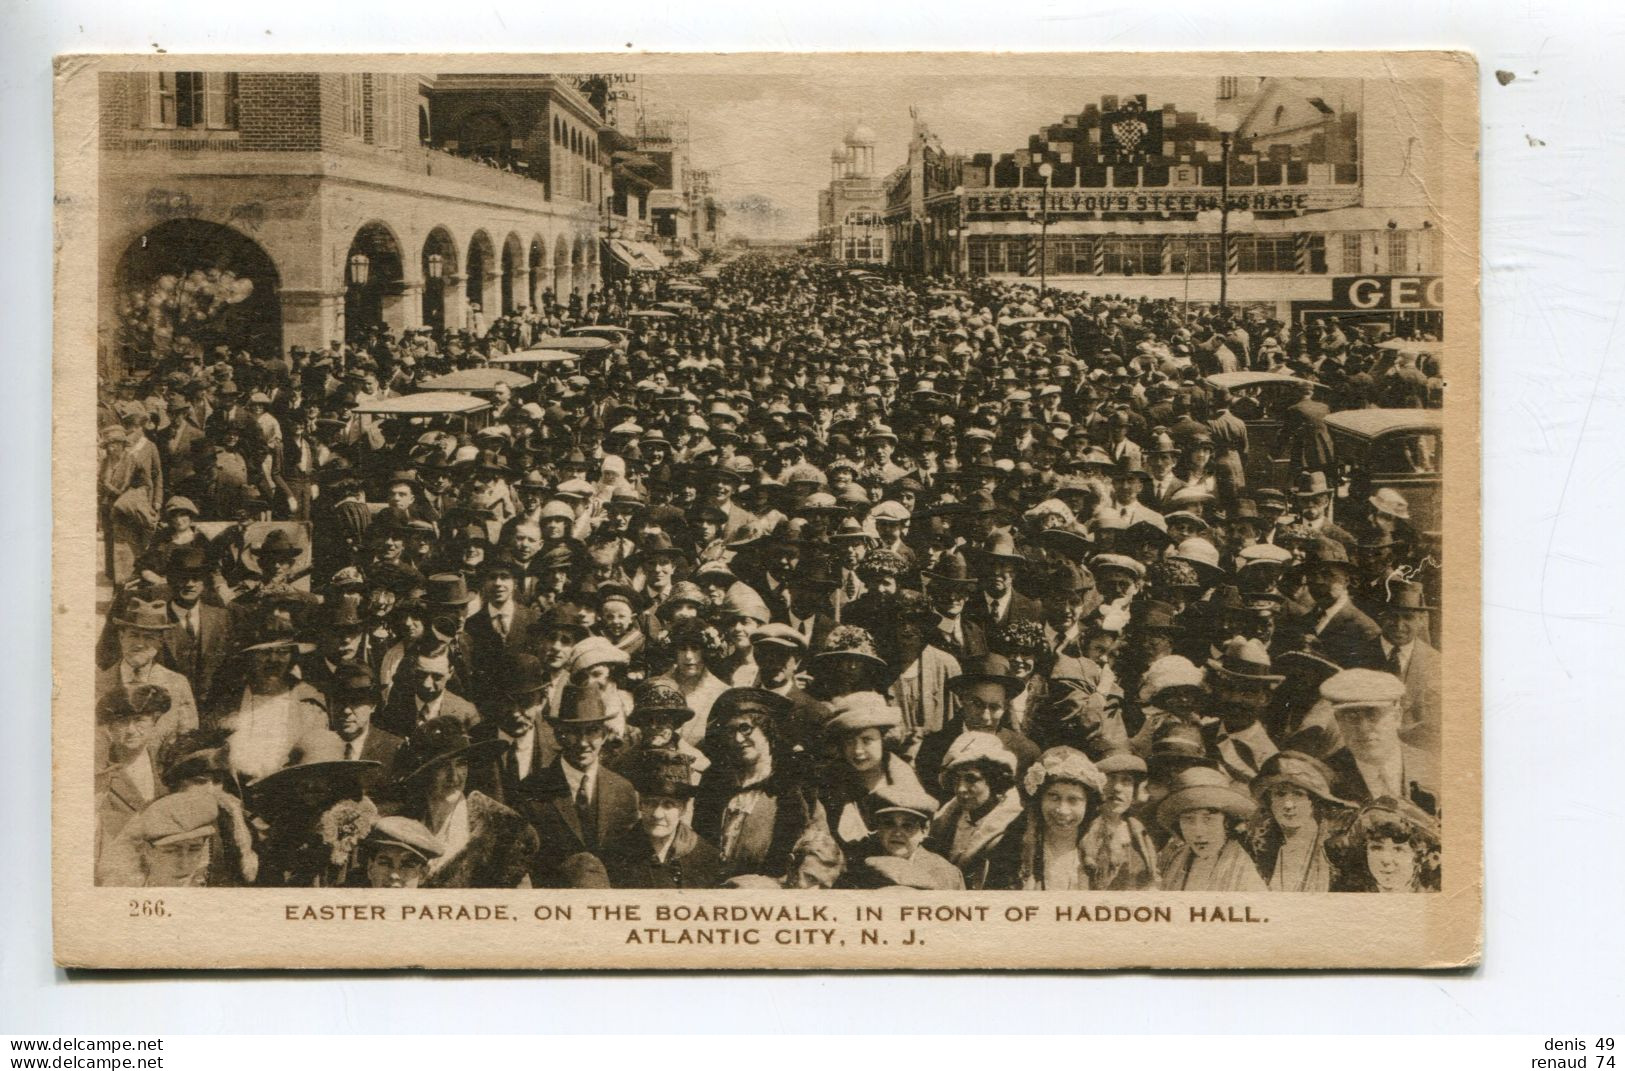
<box><xmin>814</xmin><ymin>124</ymin><xmax>890</xmax><ymax>264</ymax></box>
<box><xmin>912</xmin><ymin>78</ymin><xmax>1445</xmax><ymax>335</ymax></box>
<box><xmin>98</xmin><ymin>70</ymin><xmax>613</xmax><ymax>377</ymax></box>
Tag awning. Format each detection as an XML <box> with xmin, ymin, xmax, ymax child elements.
<box><xmin>603</xmin><ymin>238</ymin><xmax>662</xmax><ymax>273</ymax></box>
<box><xmin>628</xmin><ymin>240</ymin><xmax>669</xmax><ymax>269</ymax></box>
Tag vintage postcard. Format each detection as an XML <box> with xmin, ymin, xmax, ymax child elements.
<box><xmin>52</xmin><ymin>50</ymin><xmax>1481</xmax><ymax>969</ymax></box>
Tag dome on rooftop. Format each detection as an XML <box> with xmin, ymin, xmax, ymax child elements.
<box><xmin>844</xmin><ymin>123</ymin><xmax>877</xmax><ymax>147</ymax></box>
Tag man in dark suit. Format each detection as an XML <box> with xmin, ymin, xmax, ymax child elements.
<box><xmin>323</xmin><ymin>662</ymin><xmax>401</xmax><ymax>795</ymax></box>
<box><xmin>1278</xmin><ymin>380</ymin><xmax>1335</xmax><ymax>479</ymax></box>
<box><xmin>964</xmin><ymin>534</ymin><xmax>1042</xmax><ymax>633</ymax></box>
<box><xmin>463</xmin><ymin>556</ymin><xmax>539</xmax><ymax>707</ymax></box>
<box><xmin>375</xmin><ymin>647</ymin><xmax>480</xmax><ymax>738</ymax></box>
<box><xmin>158</xmin><ymin>547</ymin><xmax>231</xmax><ymax>706</ymax></box>
<box><xmin>467</xmin><ymin>653</ymin><xmax>558</xmax><ymax>808</ymax></box>
<box><xmin>519</xmin><ymin>682</ymin><xmax>639</xmax><ymax>886</ymax></box>
<box><xmin>1320</xmin><ymin>668</ymin><xmax>1439</xmax><ymax>815</ymax></box>
<box><xmin>1301</xmin><ymin>537</ymin><xmax>1385</xmax><ymax>671</ymax></box>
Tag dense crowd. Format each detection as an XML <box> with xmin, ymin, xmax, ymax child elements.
<box><xmin>94</xmin><ymin>254</ymin><xmax>1445</xmax><ymax>896</ymax></box>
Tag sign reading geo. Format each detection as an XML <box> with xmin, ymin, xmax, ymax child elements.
<box><xmin>1333</xmin><ymin>275</ymin><xmax>1443</xmax><ymax>310</ymax></box>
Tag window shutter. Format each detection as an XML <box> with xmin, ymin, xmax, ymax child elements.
<box><xmin>150</xmin><ymin>72</ymin><xmax>177</xmax><ymax>128</ymax></box>
<box><xmin>204</xmin><ymin>72</ymin><xmax>226</xmax><ymax>129</ymax></box>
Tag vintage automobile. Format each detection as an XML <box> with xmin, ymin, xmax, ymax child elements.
<box><xmin>416</xmin><ymin>368</ymin><xmax>534</xmax><ymax>394</ymax></box>
<box><xmin>526</xmin><ymin>335</ymin><xmax>618</xmax><ymax>354</ymax></box>
<box><xmin>565</xmin><ymin>324</ymin><xmax>636</xmax><ymax>347</ymax></box>
<box><xmin>487</xmin><ymin>348</ymin><xmax>581</xmax><ymax>367</ymax></box>
<box><xmin>1326</xmin><ymin>407</ymin><xmax>1444</xmax><ymax>538</ymax></box>
<box><xmin>350</xmin><ymin>390</ymin><xmax>492</xmax><ymax>432</ymax></box>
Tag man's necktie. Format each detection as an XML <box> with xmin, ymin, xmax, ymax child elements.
<box><xmin>494</xmin><ymin>613</ymin><xmax>508</xmax><ymax>640</ymax></box>
<box><xmin>575</xmin><ymin>777</ymin><xmax>593</xmax><ymax>845</ymax></box>
<box><xmin>1388</xmin><ymin>648</ymin><xmax>1404</xmax><ymax>676</ymax></box>
<box><xmin>343</xmin><ymin>740</ymin><xmax>356</xmax><ymax>761</ymax></box>
<box><xmin>843</xmin><ymin>571</ymin><xmax>858</xmax><ymax>600</ymax></box>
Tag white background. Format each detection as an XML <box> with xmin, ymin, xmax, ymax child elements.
<box><xmin>3</xmin><ymin>0</ymin><xmax>1622</xmax><ymax>1035</ymax></box>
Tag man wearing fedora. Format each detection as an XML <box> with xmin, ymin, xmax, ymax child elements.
<box><xmin>964</xmin><ymin>532</ymin><xmax>1042</xmax><ymax>632</ymax></box>
<box><xmin>323</xmin><ymin>662</ymin><xmax>401</xmax><ymax>791</ymax></box>
<box><xmin>519</xmin><ymin>682</ymin><xmax>639</xmax><ymax>887</ymax></box>
<box><xmin>467</xmin><ymin>653</ymin><xmax>561</xmax><ymax>806</ymax></box>
<box><xmin>1299</xmin><ymin>536</ymin><xmax>1386</xmax><ymax>671</ymax></box>
<box><xmin>97</xmin><ymin>596</ymin><xmax>199</xmax><ymax>751</ymax></box>
<box><xmin>1278</xmin><ymin>379</ymin><xmax>1335</xmax><ymax>480</ymax></box>
<box><xmin>155</xmin><ymin>546</ymin><xmax>231</xmax><ymax>706</ymax></box>
<box><xmin>1376</xmin><ymin>580</ymin><xmax>1442</xmax><ymax>751</ymax></box>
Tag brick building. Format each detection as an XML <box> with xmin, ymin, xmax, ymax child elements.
<box><xmin>99</xmin><ymin>70</ymin><xmax>613</xmax><ymax>377</ymax></box>
<box><xmin>813</xmin><ymin>124</ymin><xmax>890</xmax><ymax>264</ymax></box>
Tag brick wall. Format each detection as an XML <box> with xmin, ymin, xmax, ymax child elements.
<box><xmin>237</xmin><ymin>73</ymin><xmax>323</xmax><ymax>151</ymax></box>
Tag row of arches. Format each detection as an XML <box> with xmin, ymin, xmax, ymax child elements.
<box><xmin>112</xmin><ymin>217</ymin><xmax>600</xmax><ymax>363</ymax></box>
<box><xmin>345</xmin><ymin>222</ymin><xmax>597</xmax><ymax>340</ymax></box>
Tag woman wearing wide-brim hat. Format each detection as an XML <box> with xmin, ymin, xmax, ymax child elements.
<box><xmin>384</xmin><ymin>715</ymin><xmax>537</xmax><ymax>889</ymax></box>
<box><xmin>1155</xmin><ymin>765</ymin><xmax>1265</xmax><ymax>892</ymax></box>
<box><xmin>1245</xmin><ymin>749</ymin><xmax>1354</xmax><ymax>892</ymax></box>
<box><xmin>241</xmin><ymin>734</ymin><xmax>381</xmax><ymax>888</ymax></box>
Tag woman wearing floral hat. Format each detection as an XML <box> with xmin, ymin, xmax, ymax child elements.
<box><xmin>1245</xmin><ymin>750</ymin><xmax>1354</xmax><ymax>892</ymax></box>
<box><xmin>997</xmin><ymin>746</ymin><xmax>1108</xmax><ymax>891</ymax></box>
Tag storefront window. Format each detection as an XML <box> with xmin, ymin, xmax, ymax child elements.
<box><xmin>1234</xmin><ymin>235</ymin><xmax>1297</xmax><ymax>273</ymax></box>
<box><xmin>1101</xmin><ymin>237</ymin><xmax>1162</xmax><ymax>275</ymax></box>
<box><xmin>1168</xmin><ymin>236</ymin><xmax>1223</xmax><ymax>274</ymax></box>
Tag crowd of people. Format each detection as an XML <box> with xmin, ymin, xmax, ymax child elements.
<box><xmin>93</xmin><ymin>253</ymin><xmax>1445</xmax><ymax>896</ymax></box>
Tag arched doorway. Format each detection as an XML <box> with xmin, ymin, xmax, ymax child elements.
<box><xmin>114</xmin><ymin>219</ymin><xmax>283</xmax><ymax>367</ymax></box>
<box><xmin>552</xmin><ymin>235</ymin><xmax>571</xmax><ymax>307</ymax></box>
<box><xmin>343</xmin><ymin>221</ymin><xmax>404</xmax><ymax>343</ymax></box>
<box><xmin>420</xmin><ymin>226</ymin><xmax>459</xmax><ymax>332</ymax></box>
<box><xmin>500</xmin><ymin>232</ymin><xmax>523</xmax><ymax>315</ymax></box>
<box><xmin>527</xmin><ymin>237</ymin><xmax>544</xmax><ymax>308</ymax></box>
<box><xmin>465</xmin><ymin>229</ymin><xmax>495</xmax><ymax>327</ymax></box>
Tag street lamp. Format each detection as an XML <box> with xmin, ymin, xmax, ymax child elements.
<box><xmin>347</xmin><ymin>252</ymin><xmax>371</xmax><ymax>287</ymax></box>
<box><xmin>1213</xmin><ymin>112</ymin><xmax>1240</xmax><ymax>311</ymax></box>
<box><xmin>948</xmin><ymin>226</ymin><xmax>962</xmax><ymax>276</ymax></box>
<box><xmin>425</xmin><ymin>252</ymin><xmax>444</xmax><ymax>280</ymax></box>
<box><xmin>1037</xmin><ymin>161</ymin><xmax>1054</xmax><ymax>294</ymax></box>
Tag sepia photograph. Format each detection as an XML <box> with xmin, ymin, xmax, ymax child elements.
<box><xmin>52</xmin><ymin>50</ymin><xmax>1481</xmax><ymax>969</ymax></box>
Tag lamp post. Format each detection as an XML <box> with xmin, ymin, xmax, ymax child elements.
<box><xmin>1213</xmin><ymin>112</ymin><xmax>1240</xmax><ymax>312</ymax></box>
<box><xmin>1037</xmin><ymin>161</ymin><xmax>1054</xmax><ymax>294</ymax></box>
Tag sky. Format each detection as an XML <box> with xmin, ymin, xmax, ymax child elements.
<box><xmin>640</xmin><ymin>73</ymin><xmax>1224</xmax><ymax>239</ymax></box>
